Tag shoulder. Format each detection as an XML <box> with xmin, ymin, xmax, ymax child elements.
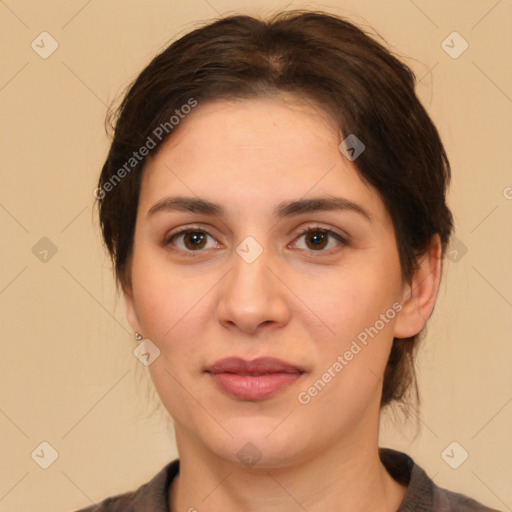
<box><xmin>73</xmin><ymin>459</ymin><xmax>179</xmax><ymax>512</ymax></box>
<box><xmin>380</xmin><ymin>448</ymin><xmax>501</xmax><ymax>512</ymax></box>
<box><xmin>433</xmin><ymin>485</ymin><xmax>502</xmax><ymax>512</ymax></box>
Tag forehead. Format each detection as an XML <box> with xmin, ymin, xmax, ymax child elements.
<box><xmin>138</xmin><ymin>98</ymin><xmax>386</xmax><ymax>222</ymax></box>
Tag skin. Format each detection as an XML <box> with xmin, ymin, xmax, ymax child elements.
<box><xmin>123</xmin><ymin>97</ymin><xmax>442</xmax><ymax>512</ymax></box>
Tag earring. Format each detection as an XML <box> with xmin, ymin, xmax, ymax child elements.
<box><xmin>134</xmin><ymin>332</ymin><xmax>143</xmax><ymax>341</ymax></box>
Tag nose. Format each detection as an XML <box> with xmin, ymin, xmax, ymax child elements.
<box><xmin>215</xmin><ymin>246</ymin><xmax>291</xmax><ymax>335</ymax></box>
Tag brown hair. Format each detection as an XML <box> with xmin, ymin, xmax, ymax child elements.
<box><xmin>96</xmin><ymin>11</ymin><xmax>453</xmax><ymax>408</ymax></box>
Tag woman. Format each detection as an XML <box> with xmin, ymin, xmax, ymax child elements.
<box><xmin>80</xmin><ymin>10</ymin><xmax>498</xmax><ymax>512</ymax></box>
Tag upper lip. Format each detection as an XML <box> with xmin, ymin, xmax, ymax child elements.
<box><xmin>206</xmin><ymin>357</ymin><xmax>304</xmax><ymax>375</ymax></box>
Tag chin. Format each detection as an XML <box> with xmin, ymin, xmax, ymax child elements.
<box><xmin>199</xmin><ymin>416</ymin><xmax>312</xmax><ymax>470</ymax></box>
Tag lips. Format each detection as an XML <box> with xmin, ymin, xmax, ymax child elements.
<box><xmin>207</xmin><ymin>357</ymin><xmax>304</xmax><ymax>375</ymax></box>
<box><xmin>206</xmin><ymin>357</ymin><xmax>305</xmax><ymax>401</ymax></box>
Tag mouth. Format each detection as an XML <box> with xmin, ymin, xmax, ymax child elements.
<box><xmin>205</xmin><ymin>357</ymin><xmax>305</xmax><ymax>401</ymax></box>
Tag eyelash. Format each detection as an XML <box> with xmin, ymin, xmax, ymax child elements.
<box><xmin>162</xmin><ymin>224</ymin><xmax>348</xmax><ymax>258</ymax></box>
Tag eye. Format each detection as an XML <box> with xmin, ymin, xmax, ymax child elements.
<box><xmin>291</xmin><ymin>225</ymin><xmax>347</xmax><ymax>252</ymax></box>
<box><xmin>163</xmin><ymin>224</ymin><xmax>348</xmax><ymax>256</ymax></box>
<box><xmin>164</xmin><ymin>228</ymin><xmax>221</xmax><ymax>254</ymax></box>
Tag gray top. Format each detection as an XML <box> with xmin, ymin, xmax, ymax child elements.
<box><xmin>75</xmin><ymin>449</ymin><xmax>500</xmax><ymax>511</ymax></box>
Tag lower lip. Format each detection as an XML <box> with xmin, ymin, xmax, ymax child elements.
<box><xmin>209</xmin><ymin>372</ymin><xmax>303</xmax><ymax>401</ymax></box>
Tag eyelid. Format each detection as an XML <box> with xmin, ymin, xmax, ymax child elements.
<box><xmin>163</xmin><ymin>224</ymin><xmax>220</xmax><ymax>247</ymax></box>
<box><xmin>293</xmin><ymin>223</ymin><xmax>349</xmax><ymax>242</ymax></box>
<box><xmin>289</xmin><ymin>223</ymin><xmax>349</xmax><ymax>252</ymax></box>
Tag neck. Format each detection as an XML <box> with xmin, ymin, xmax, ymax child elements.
<box><xmin>168</xmin><ymin>420</ymin><xmax>406</xmax><ymax>512</ymax></box>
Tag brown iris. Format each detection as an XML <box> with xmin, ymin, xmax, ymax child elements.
<box><xmin>183</xmin><ymin>231</ymin><xmax>207</xmax><ymax>250</ymax></box>
<box><xmin>305</xmin><ymin>230</ymin><xmax>329</xmax><ymax>250</ymax></box>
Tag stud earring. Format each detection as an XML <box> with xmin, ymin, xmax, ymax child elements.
<box><xmin>134</xmin><ymin>332</ymin><xmax>143</xmax><ymax>341</ymax></box>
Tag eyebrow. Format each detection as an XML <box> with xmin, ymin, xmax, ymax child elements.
<box><xmin>146</xmin><ymin>195</ymin><xmax>372</xmax><ymax>222</ymax></box>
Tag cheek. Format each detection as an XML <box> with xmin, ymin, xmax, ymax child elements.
<box><xmin>303</xmin><ymin>259</ymin><xmax>401</xmax><ymax>405</ymax></box>
<box><xmin>131</xmin><ymin>247</ymin><xmax>207</xmax><ymax>340</ymax></box>
<box><xmin>317</xmin><ymin>262</ymin><xmax>400</xmax><ymax>341</ymax></box>
<box><xmin>130</xmin><ymin>252</ymin><xmax>216</xmax><ymax>387</ymax></box>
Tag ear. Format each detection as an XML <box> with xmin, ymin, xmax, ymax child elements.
<box><xmin>393</xmin><ymin>234</ymin><xmax>443</xmax><ymax>339</ymax></box>
<box><xmin>123</xmin><ymin>281</ymin><xmax>143</xmax><ymax>335</ymax></box>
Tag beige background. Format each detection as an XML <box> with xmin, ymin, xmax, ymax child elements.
<box><xmin>1</xmin><ymin>0</ymin><xmax>511</xmax><ymax>511</ymax></box>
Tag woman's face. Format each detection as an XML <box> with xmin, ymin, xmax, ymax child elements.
<box><xmin>124</xmin><ymin>98</ymin><xmax>417</xmax><ymax>467</ymax></box>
